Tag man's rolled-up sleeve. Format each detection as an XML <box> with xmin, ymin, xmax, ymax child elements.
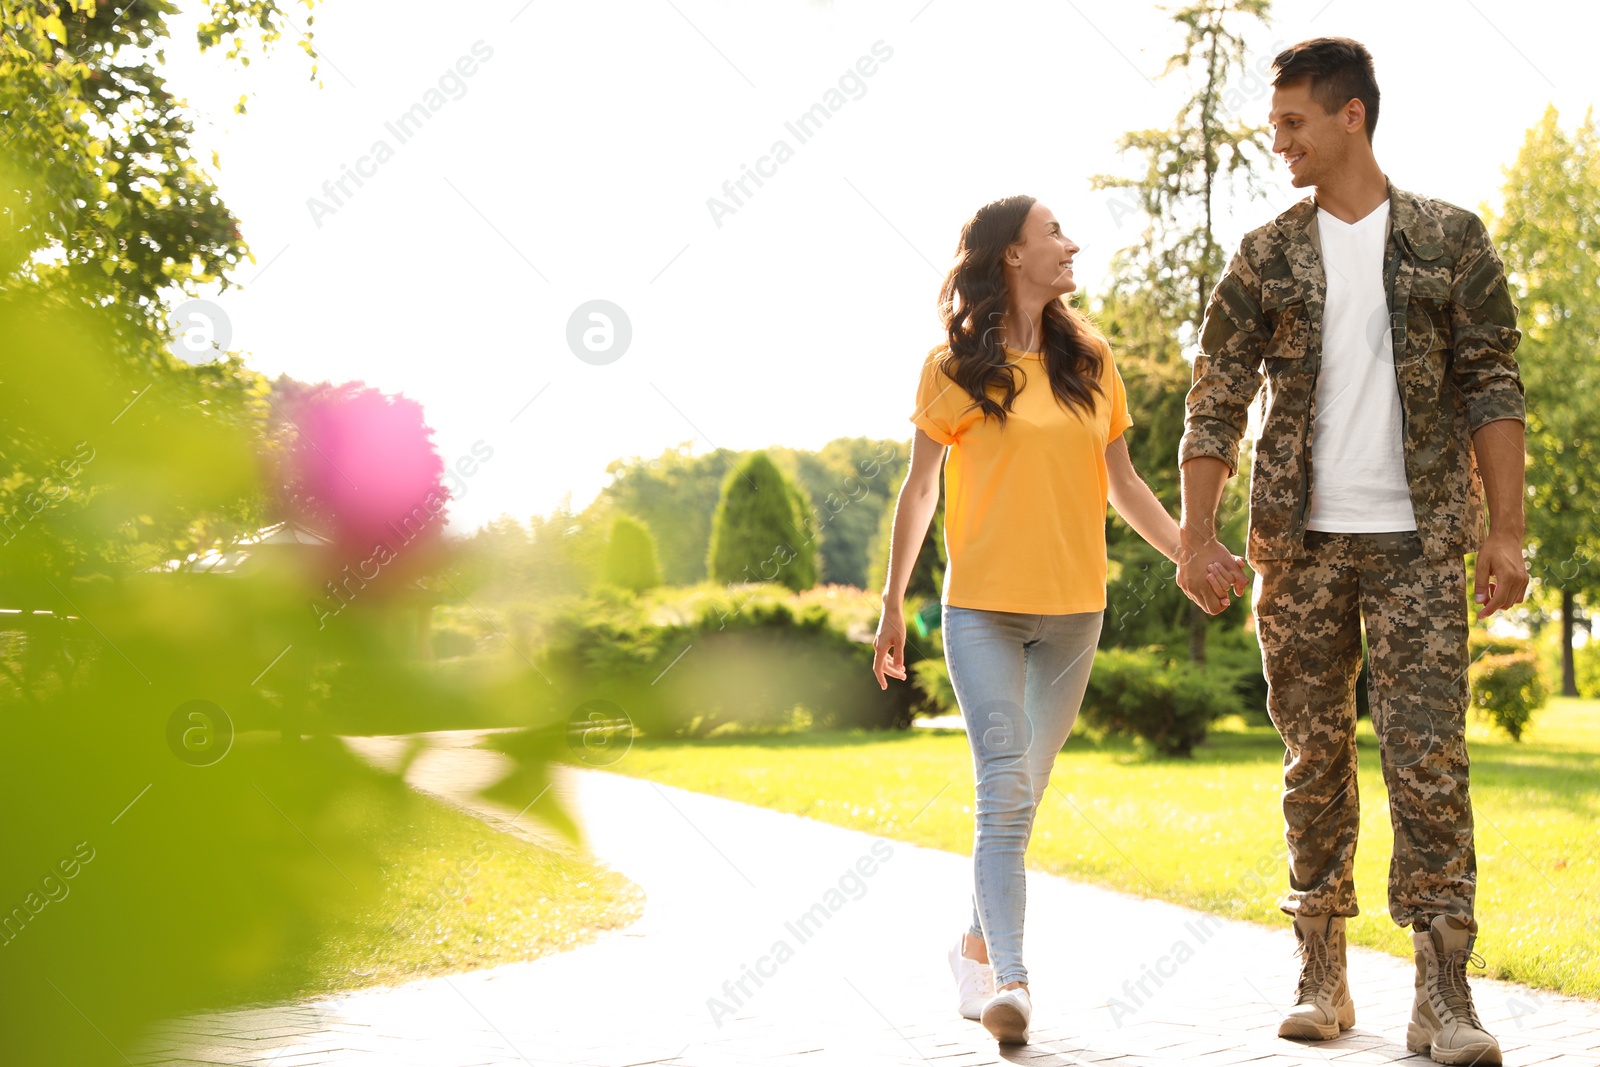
<box><xmin>1180</xmin><ymin>245</ymin><xmax>1268</xmax><ymax>476</ymax></box>
<box><xmin>1450</xmin><ymin>213</ymin><xmax>1525</xmax><ymax>431</ymax></box>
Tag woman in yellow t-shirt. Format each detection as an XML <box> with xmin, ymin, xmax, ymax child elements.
<box><xmin>870</xmin><ymin>195</ymin><xmax>1245</xmax><ymax>1046</ymax></box>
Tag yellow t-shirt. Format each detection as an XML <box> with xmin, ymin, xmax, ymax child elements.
<box><xmin>910</xmin><ymin>343</ymin><xmax>1132</xmax><ymax>614</ymax></box>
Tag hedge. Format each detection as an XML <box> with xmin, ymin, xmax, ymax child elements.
<box><xmin>1080</xmin><ymin>647</ymin><xmax>1244</xmax><ymax>757</ymax></box>
<box><xmin>535</xmin><ymin>584</ymin><xmax>927</xmax><ymax>737</ymax></box>
<box><xmin>911</xmin><ymin>643</ymin><xmax>1243</xmax><ymax>757</ymax></box>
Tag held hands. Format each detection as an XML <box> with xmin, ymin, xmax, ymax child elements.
<box><xmin>872</xmin><ymin>601</ymin><xmax>909</xmax><ymax>689</ymax></box>
<box><xmin>1176</xmin><ymin>529</ymin><xmax>1250</xmax><ymax>615</ymax></box>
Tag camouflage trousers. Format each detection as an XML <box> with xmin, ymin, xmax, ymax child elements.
<box><xmin>1251</xmin><ymin>530</ymin><xmax>1476</xmax><ymax>932</ymax></box>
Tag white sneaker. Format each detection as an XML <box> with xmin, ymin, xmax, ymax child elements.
<box><xmin>947</xmin><ymin>936</ymin><xmax>994</xmax><ymax>1021</ymax></box>
<box><xmin>981</xmin><ymin>985</ymin><xmax>1031</xmax><ymax>1045</ymax></box>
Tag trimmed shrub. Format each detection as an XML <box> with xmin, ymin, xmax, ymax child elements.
<box><xmin>1468</xmin><ymin>652</ymin><xmax>1546</xmax><ymax>741</ymax></box>
<box><xmin>707</xmin><ymin>452</ymin><xmax>817</xmax><ymax>592</ymax></box>
<box><xmin>1080</xmin><ymin>647</ymin><xmax>1244</xmax><ymax>757</ymax></box>
<box><xmin>537</xmin><ymin>584</ymin><xmax>920</xmax><ymax>736</ymax></box>
<box><xmin>602</xmin><ymin>514</ymin><xmax>662</xmax><ymax>592</ymax></box>
<box><xmin>786</xmin><ymin>480</ymin><xmax>821</xmax><ymax>586</ymax></box>
<box><xmin>903</xmin><ymin>639</ymin><xmax>1243</xmax><ymax>753</ymax></box>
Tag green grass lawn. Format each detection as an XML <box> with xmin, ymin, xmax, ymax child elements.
<box><xmin>269</xmin><ymin>791</ymin><xmax>643</xmax><ymax>1000</ymax></box>
<box><xmin>601</xmin><ymin>698</ymin><xmax>1599</xmax><ymax>998</ymax></box>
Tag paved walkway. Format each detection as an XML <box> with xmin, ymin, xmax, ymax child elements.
<box><xmin>135</xmin><ymin>731</ymin><xmax>1600</xmax><ymax>1066</ymax></box>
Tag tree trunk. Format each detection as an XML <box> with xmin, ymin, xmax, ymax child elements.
<box><xmin>1189</xmin><ymin>600</ymin><xmax>1207</xmax><ymax>665</ymax></box>
<box><xmin>1561</xmin><ymin>587</ymin><xmax>1579</xmax><ymax>697</ymax></box>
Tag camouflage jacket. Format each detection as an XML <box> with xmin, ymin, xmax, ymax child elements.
<box><xmin>1180</xmin><ymin>180</ymin><xmax>1525</xmax><ymax>562</ymax></box>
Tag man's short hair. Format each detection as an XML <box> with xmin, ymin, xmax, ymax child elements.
<box><xmin>1271</xmin><ymin>37</ymin><xmax>1380</xmax><ymax>142</ymax></box>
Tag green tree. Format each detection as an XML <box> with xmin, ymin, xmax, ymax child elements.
<box><xmin>595</xmin><ymin>443</ymin><xmax>734</xmax><ymax>584</ymax></box>
<box><xmin>452</xmin><ymin>515</ymin><xmax>532</xmax><ymax>596</ymax></box>
<box><xmin>593</xmin><ymin>438</ymin><xmax>909</xmax><ymax>588</ymax></box>
<box><xmin>524</xmin><ymin>499</ymin><xmax>608</xmax><ymax>596</ymax></box>
<box><xmin>1</xmin><ymin>0</ymin><xmax>319</xmax><ymax>576</ymax></box>
<box><xmin>1487</xmin><ymin>106</ymin><xmax>1600</xmax><ymax>696</ymax></box>
<box><xmin>602</xmin><ymin>514</ymin><xmax>662</xmax><ymax>593</ymax></box>
<box><xmin>1091</xmin><ymin>0</ymin><xmax>1272</xmax><ymax>663</ymax></box>
<box><xmin>707</xmin><ymin>451</ymin><xmax>816</xmax><ymax>592</ymax></box>
<box><xmin>769</xmin><ymin>437</ymin><xmax>905</xmax><ymax>586</ymax></box>
<box><xmin>1092</xmin><ymin>291</ymin><xmax>1191</xmax><ymax>506</ymax></box>
<box><xmin>3</xmin><ymin>0</ymin><xmax>319</xmax><ymax>324</ymax></box>
<box><xmin>1091</xmin><ymin>292</ymin><xmax>1252</xmax><ymax>650</ymax></box>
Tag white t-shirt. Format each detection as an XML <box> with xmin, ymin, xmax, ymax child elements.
<box><xmin>1305</xmin><ymin>198</ymin><xmax>1417</xmax><ymax>533</ymax></box>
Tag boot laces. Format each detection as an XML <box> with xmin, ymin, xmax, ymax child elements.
<box><xmin>1293</xmin><ymin>930</ymin><xmax>1332</xmax><ymax>1003</ymax></box>
<box><xmin>1435</xmin><ymin>947</ymin><xmax>1487</xmax><ymax>1029</ymax></box>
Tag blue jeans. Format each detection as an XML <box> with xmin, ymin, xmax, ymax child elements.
<box><xmin>942</xmin><ymin>604</ymin><xmax>1103</xmax><ymax>988</ymax></box>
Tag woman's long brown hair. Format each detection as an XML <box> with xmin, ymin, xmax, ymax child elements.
<box><xmin>934</xmin><ymin>194</ymin><xmax>1108</xmax><ymax>426</ymax></box>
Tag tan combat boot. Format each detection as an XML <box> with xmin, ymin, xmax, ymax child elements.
<box><xmin>1408</xmin><ymin>915</ymin><xmax>1502</xmax><ymax>1065</ymax></box>
<box><xmin>1278</xmin><ymin>914</ymin><xmax>1355</xmax><ymax>1040</ymax></box>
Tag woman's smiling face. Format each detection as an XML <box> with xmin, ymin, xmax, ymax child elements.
<box><xmin>1007</xmin><ymin>202</ymin><xmax>1080</xmax><ymax>297</ymax></box>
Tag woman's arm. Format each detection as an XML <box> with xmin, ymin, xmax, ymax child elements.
<box><xmin>873</xmin><ymin>427</ymin><xmax>945</xmax><ymax>688</ymax></box>
<box><xmin>1105</xmin><ymin>436</ymin><xmax>1246</xmax><ymax>602</ymax></box>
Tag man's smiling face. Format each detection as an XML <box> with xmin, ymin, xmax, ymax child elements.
<box><xmin>1269</xmin><ymin>77</ymin><xmax>1355</xmax><ymax>190</ymax></box>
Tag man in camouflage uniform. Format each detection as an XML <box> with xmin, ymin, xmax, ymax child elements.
<box><xmin>1174</xmin><ymin>38</ymin><xmax>1527</xmax><ymax>1066</ymax></box>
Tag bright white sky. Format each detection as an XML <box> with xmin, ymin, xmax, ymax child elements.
<box><xmin>157</xmin><ymin>0</ymin><xmax>1599</xmax><ymax>534</ymax></box>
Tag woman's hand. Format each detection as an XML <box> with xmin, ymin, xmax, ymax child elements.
<box><xmin>1204</xmin><ymin>554</ymin><xmax>1252</xmax><ymax>610</ymax></box>
<box><xmin>873</xmin><ymin>602</ymin><xmax>909</xmax><ymax>689</ymax></box>
<box><xmin>873</xmin><ymin>428</ymin><xmax>944</xmax><ymax>690</ymax></box>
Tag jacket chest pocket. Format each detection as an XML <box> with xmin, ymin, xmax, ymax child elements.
<box><xmin>1400</xmin><ymin>272</ymin><xmax>1452</xmax><ymax>372</ymax></box>
<box><xmin>1259</xmin><ymin>279</ymin><xmax>1311</xmax><ymax>372</ymax></box>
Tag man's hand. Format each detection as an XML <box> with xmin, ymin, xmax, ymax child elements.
<box><xmin>872</xmin><ymin>602</ymin><xmax>909</xmax><ymax>689</ymax></box>
<box><xmin>1469</xmin><ymin>418</ymin><xmax>1528</xmax><ymax>620</ymax></box>
<box><xmin>1178</xmin><ymin>530</ymin><xmax>1250</xmax><ymax>615</ymax></box>
<box><xmin>1177</xmin><ymin>457</ymin><xmax>1248</xmax><ymax>615</ymax></box>
<box><xmin>1472</xmin><ymin>530</ymin><xmax>1528</xmax><ymax>619</ymax></box>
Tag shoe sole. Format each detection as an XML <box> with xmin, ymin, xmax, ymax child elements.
<box><xmin>981</xmin><ymin>1001</ymin><xmax>1028</xmax><ymax>1045</ymax></box>
<box><xmin>1406</xmin><ymin>1024</ymin><xmax>1502</xmax><ymax>1065</ymax></box>
<box><xmin>1278</xmin><ymin>999</ymin><xmax>1355</xmax><ymax>1041</ymax></box>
